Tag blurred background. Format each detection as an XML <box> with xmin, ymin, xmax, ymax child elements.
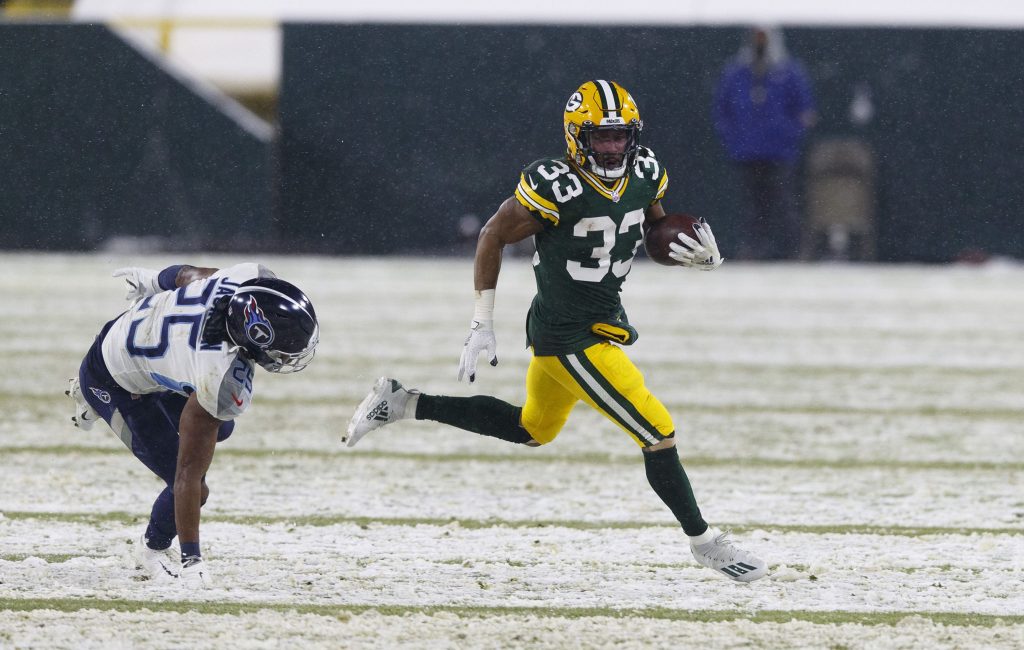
<box><xmin>1</xmin><ymin>0</ymin><xmax>1022</xmax><ymax>262</ymax></box>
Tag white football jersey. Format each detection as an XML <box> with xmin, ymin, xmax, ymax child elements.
<box><xmin>101</xmin><ymin>263</ymin><xmax>274</xmax><ymax>420</ymax></box>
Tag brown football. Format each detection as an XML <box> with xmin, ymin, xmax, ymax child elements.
<box><xmin>643</xmin><ymin>213</ymin><xmax>703</xmax><ymax>266</ymax></box>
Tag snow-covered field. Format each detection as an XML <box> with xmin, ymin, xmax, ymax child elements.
<box><xmin>1</xmin><ymin>252</ymin><xmax>1022</xmax><ymax>649</ymax></box>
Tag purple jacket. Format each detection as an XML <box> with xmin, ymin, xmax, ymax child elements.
<box><xmin>713</xmin><ymin>58</ymin><xmax>816</xmax><ymax>163</ymax></box>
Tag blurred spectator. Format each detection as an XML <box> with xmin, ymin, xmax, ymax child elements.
<box><xmin>713</xmin><ymin>26</ymin><xmax>817</xmax><ymax>260</ymax></box>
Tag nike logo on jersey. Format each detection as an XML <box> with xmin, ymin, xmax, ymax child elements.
<box><xmin>231</xmin><ymin>393</ymin><xmax>243</xmax><ymax>406</ymax></box>
<box><xmin>528</xmin><ymin>175</ymin><xmax>538</xmax><ymax>190</ymax></box>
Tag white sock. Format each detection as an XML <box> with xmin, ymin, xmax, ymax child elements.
<box><xmin>689</xmin><ymin>527</ymin><xmax>716</xmax><ymax>546</ymax></box>
<box><xmin>404</xmin><ymin>392</ymin><xmax>420</xmax><ymax>419</ymax></box>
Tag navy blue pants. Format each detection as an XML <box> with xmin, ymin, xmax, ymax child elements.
<box><xmin>78</xmin><ymin>320</ymin><xmax>234</xmax><ymax>549</ymax></box>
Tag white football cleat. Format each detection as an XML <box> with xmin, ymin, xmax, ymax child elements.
<box><xmin>134</xmin><ymin>534</ymin><xmax>179</xmax><ymax>581</ymax></box>
<box><xmin>180</xmin><ymin>558</ymin><xmax>212</xmax><ymax>589</ymax></box>
<box><xmin>344</xmin><ymin>377</ymin><xmax>419</xmax><ymax>448</ymax></box>
<box><xmin>690</xmin><ymin>529</ymin><xmax>767</xmax><ymax>583</ymax></box>
<box><xmin>65</xmin><ymin>377</ymin><xmax>100</xmax><ymax>431</ymax></box>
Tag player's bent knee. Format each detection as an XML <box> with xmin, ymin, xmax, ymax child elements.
<box><xmin>523</xmin><ymin>422</ymin><xmax>562</xmax><ymax>446</ymax></box>
<box><xmin>520</xmin><ymin>411</ymin><xmax>566</xmax><ymax>446</ymax></box>
<box><xmin>644</xmin><ymin>435</ymin><xmax>676</xmax><ymax>453</ymax></box>
<box><xmin>505</xmin><ymin>427</ymin><xmax>542</xmax><ymax>445</ymax></box>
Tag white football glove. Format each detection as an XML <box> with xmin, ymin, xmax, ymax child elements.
<box><xmin>180</xmin><ymin>559</ymin><xmax>212</xmax><ymax>589</ymax></box>
<box><xmin>668</xmin><ymin>218</ymin><xmax>724</xmax><ymax>271</ymax></box>
<box><xmin>457</xmin><ymin>320</ymin><xmax>497</xmax><ymax>383</ymax></box>
<box><xmin>112</xmin><ymin>267</ymin><xmax>162</xmax><ymax>302</ymax></box>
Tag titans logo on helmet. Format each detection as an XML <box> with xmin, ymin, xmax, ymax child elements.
<box><xmin>242</xmin><ymin>296</ymin><xmax>275</xmax><ymax>347</ymax></box>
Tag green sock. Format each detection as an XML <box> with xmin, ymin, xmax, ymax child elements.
<box><xmin>416</xmin><ymin>394</ymin><xmax>534</xmax><ymax>444</ymax></box>
<box><xmin>644</xmin><ymin>444</ymin><xmax>709</xmax><ymax>536</ymax></box>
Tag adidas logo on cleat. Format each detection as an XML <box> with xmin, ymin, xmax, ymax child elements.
<box><xmin>366</xmin><ymin>400</ymin><xmax>389</xmax><ymax>422</ymax></box>
<box><xmin>719</xmin><ymin>562</ymin><xmax>759</xmax><ymax>578</ymax></box>
<box><xmin>346</xmin><ymin>377</ymin><xmax>419</xmax><ymax>448</ymax></box>
<box><xmin>690</xmin><ymin>529</ymin><xmax>767</xmax><ymax>582</ymax></box>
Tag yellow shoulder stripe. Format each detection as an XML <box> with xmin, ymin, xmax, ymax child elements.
<box><xmin>655</xmin><ymin>170</ymin><xmax>669</xmax><ymax>201</ymax></box>
<box><xmin>515</xmin><ymin>174</ymin><xmax>559</xmax><ymax>223</ymax></box>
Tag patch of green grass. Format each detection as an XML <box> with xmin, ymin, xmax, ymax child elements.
<box><xmin>1</xmin><ymin>598</ymin><xmax>1021</xmax><ymax>628</ymax></box>
<box><xmin>3</xmin><ymin>510</ymin><xmax>1021</xmax><ymax>537</ymax></box>
<box><xmin>0</xmin><ymin>553</ymin><xmax>98</xmax><ymax>563</ymax></box>
<box><xmin>3</xmin><ymin>445</ymin><xmax>1023</xmax><ymax>473</ymax></box>
<box><xmin>6</xmin><ymin>389</ymin><xmax>1024</xmax><ymax>421</ymax></box>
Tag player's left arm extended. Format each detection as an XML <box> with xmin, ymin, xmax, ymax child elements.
<box><xmin>173</xmin><ymin>393</ymin><xmax>222</xmax><ymax>547</ymax></box>
<box><xmin>112</xmin><ymin>264</ymin><xmax>220</xmax><ymax>301</ymax></box>
<box><xmin>173</xmin><ymin>265</ymin><xmax>219</xmax><ymax>286</ymax></box>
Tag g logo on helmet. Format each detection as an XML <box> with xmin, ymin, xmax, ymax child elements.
<box><xmin>565</xmin><ymin>92</ymin><xmax>583</xmax><ymax>112</ymax></box>
<box><xmin>242</xmin><ymin>296</ymin><xmax>275</xmax><ymax>347</ymax></box>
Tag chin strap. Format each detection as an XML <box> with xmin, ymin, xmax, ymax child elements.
<box><xmin>587</xmin><ymin>157</ymin><xmax>627</xmax><ymax>180</ymax></box>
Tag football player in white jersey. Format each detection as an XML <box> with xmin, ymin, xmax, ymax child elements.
<box><xmin>66</xmin><ymin>263</ymin><xmax>318</xmax><ymax>588</ymax></box>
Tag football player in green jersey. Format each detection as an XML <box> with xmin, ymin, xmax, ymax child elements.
<box><xmin>347</xmin><ymin>80</ymin><xmax>767</xmax><ymax>583</ymax></box>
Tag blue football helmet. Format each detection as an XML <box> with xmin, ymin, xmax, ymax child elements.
<box><xmin>225</xmin><ymin>277</ymin><xmax>318</xmax><ymax>373</ymax></box>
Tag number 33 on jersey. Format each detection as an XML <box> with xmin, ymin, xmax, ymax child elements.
<box><xmin>516</xmin><ymin>148</ymin><xmax>667</xmax><ymax>284</ymax></box>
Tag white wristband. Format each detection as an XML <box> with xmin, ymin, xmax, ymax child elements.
<box><xmin>472</xmin><ymin>289</ymin><xmax>495</xmax><ymax>322</ymax></box>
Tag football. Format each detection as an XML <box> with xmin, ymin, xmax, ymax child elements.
<box><xmin>643</xmin><ymin>213</ymin><xmax>703</xmax><ymax>266</ymax></box>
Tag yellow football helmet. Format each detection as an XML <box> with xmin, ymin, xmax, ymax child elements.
<box><xmin>563</xmin><ymin>79</ymin><xmax>643</xmax><ymax>180</ymax></box>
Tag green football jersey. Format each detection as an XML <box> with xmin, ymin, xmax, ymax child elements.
<box><xmin>514</xmin><ymin>146</ymin><xmax>669</xmax><ymax>355</ymax></box>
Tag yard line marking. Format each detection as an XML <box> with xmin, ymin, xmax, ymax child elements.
<box><xmin>4</xmin><ymin>446</ymin><xmax>1023</xmax><ymax>472</ymax></box>
<box><xmin>1</xmin><ymin>598</ymin><xmax>1022</xmax><ymax>627</ymax></box>
<box><xmin>4</xmin><ymin>511</ymin><xmax>1022</xmax><ymax>536</ymax></box>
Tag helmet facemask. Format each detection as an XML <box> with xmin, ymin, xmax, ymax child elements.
<box><xmin>233</xmin><ymin>327</ymin><xmax>319</xmax><ymax>374</ymax></box>
<box><xmin>575</xmin><ymin>123</ymin><xmax>642</xmax><ymax>180</ymax></box>
<box><xmin>260</xmin><ymin>327</ymin><xmax>318</xmax><ymax>373</ymax></box>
